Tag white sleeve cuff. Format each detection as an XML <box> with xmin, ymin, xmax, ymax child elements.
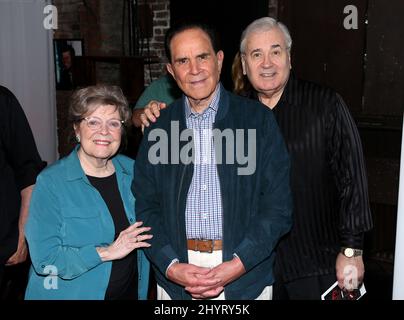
<box><xmin>165</xmin><ymin>258</ymin><xmax>179</xmax><ymax>277</ymax></box>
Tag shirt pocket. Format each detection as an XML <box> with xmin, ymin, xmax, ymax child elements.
<box><xmin>61</xmin><ymin>206</ymin><xmax>104</xmax><ymax>247</ymax></box>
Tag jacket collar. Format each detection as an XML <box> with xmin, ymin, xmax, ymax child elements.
<box><xmin>172</xmin><ymin>83</ymin><xmax>230</xmax><ymax>129</ymax></box>
<box><xmin>184</xmin><ymin>83</ymin><xmax>221</xmax><ymax>118</ymax></box>
<box><xmin>215</xmin><ymin>83</ymin><xmax>229</xmax><ymax>122</ymax></box>
<box><xmin>65</xmin><ymin>145</ymin><xmax>130</xmax><ymax>182</ymax></box>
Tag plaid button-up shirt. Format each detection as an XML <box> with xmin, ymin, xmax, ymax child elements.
<box><xmin>184</xmin><ymin>85</ymin><xmax>222</xmax><ymax>240</ymax></box>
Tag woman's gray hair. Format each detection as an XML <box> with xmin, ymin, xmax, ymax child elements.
<box><xmin>240</xmin><ymin>17</ymin><xmax>292</xmax><ymax>54</ymax></box>
<box><xmin>68</xmin><ymin>85</ymin><xmax>131</xmax><ymax>127</ymax></box>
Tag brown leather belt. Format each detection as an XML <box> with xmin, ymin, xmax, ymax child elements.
<box><xmin>187</xmin><ymin>239</ymin><xmax>223</xmax><ymax>253</ymax></box>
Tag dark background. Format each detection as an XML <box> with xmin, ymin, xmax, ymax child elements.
<box><xmin>170</xmin><ymin>0</ymin><xmax>270</xmax><ymax>90</ymax></box>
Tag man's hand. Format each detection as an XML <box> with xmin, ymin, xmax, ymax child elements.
<box><xmin>132</xmin><ymin>100</ymin><xmax>167</xmax><ymax>129</ymax></box>
<box><xmin>132</xmin><ymin>108</ymin><xmax>145</xmax><ymax>128</ymax></box>
<box><xmin>167</xmin><ymin>262</ymin><xmax>222</xmax><ymax>293</ymax></box>
<box><xmin>336</xmin><ymin>253</ymin><xmax>364</xmax><ymax>291</ymax></box>
<box><xmin>142</xmin><ymin>100</ymin><xmax>166</xmax><ymax>127</ymax></box>
<box><xmin>6</xmin><ymin>185</ymin><xmax>33</xmax><ymax>266</ymax></box>
<box><xmin>5</xmin><ymin>234</ymin><xmax>28</xmax><ymax>266</ymax></box>
<box><xmin>185</xmin><ymin>256</ymin><xmax>246</xmax><ymax>299</ymax></box>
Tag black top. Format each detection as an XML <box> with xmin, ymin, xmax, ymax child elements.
<box><xmin>87</xmin><ymin>173</ymin><xmax>138</xmax><ymax>300</ymax></box>
<box><xmin>0</xmin><ymin>86</ymin><xmax>43</xmax><ymax>264</ymax></box>
<box><xmin>243</xmin><ymin>73</ymin><xmax>373</xmax><ymax>282</ymax></box>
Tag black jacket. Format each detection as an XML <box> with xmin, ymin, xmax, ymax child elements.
<box><xmin>0</xmin><ymin>86</ymin><xmax>43</xmax><ymax>264</ymax></box>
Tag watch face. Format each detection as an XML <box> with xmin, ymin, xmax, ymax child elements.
<box><xmin>344</xmin><ymin>248</ymin><xmax>354</xmax><ymax>258</ymax></box>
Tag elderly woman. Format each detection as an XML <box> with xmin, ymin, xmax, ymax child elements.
<box><xmin>24</xmin><ymin>85</ymin><xmax>152</xmax><ymax>300</ymax></box>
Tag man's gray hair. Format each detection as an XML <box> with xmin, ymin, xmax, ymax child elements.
<box><xmin>240</xmin><ymin>17</ymin><xmax>292</xmax><ymax>54</ymax></box>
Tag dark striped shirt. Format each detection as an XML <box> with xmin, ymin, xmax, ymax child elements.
<box><xmin>244</xmin><ymin>73</ymin><xmax>373</xmax><ymax>282</ymax></box>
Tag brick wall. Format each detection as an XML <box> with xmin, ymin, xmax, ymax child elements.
<box><xmin>53</xmin><ymin>0</ymin><xmax>102</xmax><ymax>55</ymax></box>
<box><xmin>138</xmin><ymin>0</ymin><xmax>170</xmax><ymax>84</ymax></box>
<box><xmin>53</xmin><ymin>0</ymin><xmax>278</xmax><ymax>84</ymax></box>
<box><xmin>52</xmin><ymin>0</ymin><xmax>82</xmax><ymax>39</ymax></box>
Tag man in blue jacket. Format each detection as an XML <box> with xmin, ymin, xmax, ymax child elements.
<box><xmin>132</xmin><ymin>21</ymin><xmax>293</xmax><ymax>300</ymax></box>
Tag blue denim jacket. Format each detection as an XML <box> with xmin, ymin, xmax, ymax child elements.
<box><xmin>25</xmin><ymin>147</ymin><xmax>149</xmax><ymax>300</ymax></box>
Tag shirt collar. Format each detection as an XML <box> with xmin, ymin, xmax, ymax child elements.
<box><xmin>66</xmin><ymin>145</ymin><xmax>130</xmax><ymax>182</ymax></box>
<box><xmin>184</xmin><ymin>83</ymin><xmax>221</xmax><ymax>118</ymax></box>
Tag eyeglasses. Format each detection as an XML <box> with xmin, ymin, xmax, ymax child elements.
<box><xmin>81</xmin><ymin>116</ymin><xmax>124</xmax><ymax>131</ymax></box>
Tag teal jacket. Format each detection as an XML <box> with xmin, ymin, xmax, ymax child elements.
<box><xmin>25</xmin><ymin>147</ymin><xmax>150</xmax><ymax>300</ymax></box>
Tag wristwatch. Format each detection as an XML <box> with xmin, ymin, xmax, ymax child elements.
<box><xmin>341</xmin><ymin>247</ymin><xmax>363</xmax><ymax>258</ymax></box>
